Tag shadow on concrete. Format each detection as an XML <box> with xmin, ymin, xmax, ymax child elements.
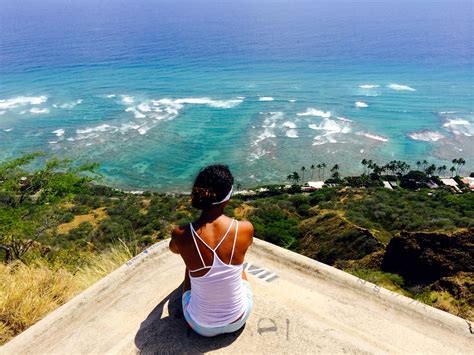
<box><xmin>134</xmin><ymin>285</ymin><xmax>245</xmax><ymax>353</ymax></box>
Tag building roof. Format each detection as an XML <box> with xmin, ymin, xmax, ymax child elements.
<box><xmin>307</xmin><ymin>181</ymin><xmax>325</xmax><ymax>189</ymax></box>
<box><xmin>440</xmin><ymin>178</ymin><xmax>458</xmax><ymax>187</ymax></box>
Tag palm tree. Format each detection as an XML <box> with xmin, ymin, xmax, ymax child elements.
<box><xmin>310</xmin><ymin>164</ymin><xmax>315</xmax><ymax>180</ymax></box>
<box><xmin>301</xmin><ymin>166</ymin><xmax>306</xmax><ymax>181</ymax></box>
<box><xmin>450</xmin><ymin>166</ymin><xmax>456</xmax><ymax>177</ymax></box>
<box><xmin>361</xmin><ymin>159</ymin><xmax>368</xmax><ymax>175</ymax></box>
<box><xmin>422</xmin><ymin>159</ymin><xmax>428</xmax><ymax>170</ymax></box>
<box><xmin>287</xmin><ymin>174</ymin><xmax>293</xmax><ymax>184</ymax></box>
<box><xmin>292</xmin><ymin>171</ymin><xmax>301</xmax><ymax>184</ymax></box>
<box><xmin>316</xmin><ymin>163</ymin><xmax>322</xmax><ymax>180</ymax></box>
<box><xmin>453</xmin><ymin>157</ymin><xmax>466</xmax><ymax>176</ymax></box>
<box><xmin>416</xmin><ymin>161</ymin><xmax>422</xmax><ymax>171</ymax></box>
<box><xmin>367</xmin><ymin>159</ymin><xmax>374</xmax><ymax>174</ymax></box>
<box><xmin>321</xmin><ymin>163</ymin><xmax>327</xmax><ymax>180</ymax></box>
<box><xmin>425</xmin><ymin>164</ymin><xmax>436</xmax><ymax>177</ymax></box>
<box><xmin>437</xmin><ymin>165</ymin><xmax>447</xmax><ymax>177</ymax></box>
<box><xmin>330</xmin><ymin>164</ymin><xmax>340</xmax><ymax>181</ymax></box>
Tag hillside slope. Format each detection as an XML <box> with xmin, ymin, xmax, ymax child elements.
<box><xmin>2</xmin><ymin>239</ymin><xmax>472</xmax><ymax>354</ymax></box>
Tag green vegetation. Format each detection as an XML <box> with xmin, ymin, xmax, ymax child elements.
<box><xmin>0</xmin><ymin>153</ymin><xmax>472</xmax><ymax>343</ymax></box>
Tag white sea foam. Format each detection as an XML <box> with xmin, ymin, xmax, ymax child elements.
<box><xmin>359</xmin><ymin>84</ymin><xmax>380</xmax><ymax>89</ymax></box>
<box><xmin>254</xmin><ymin>129</ymin><xmax>276</xmax><ymax>145</ymax></box>
<box><xmin>119</xmin><ymin>123</ymin><xmax>141</xmax><ymax>132</ymax></box>
<box><xmin>75</xmin><ymin>124</ymin><xmax>117</xmax><ymax>141</ymax></box>
<box><xmin>443</xmin><ymin>118</ymin><xmax>474</xmax><ymax>136</ymax></box>
<box><xmin>174</xmin><ymin>97</ymin><xmax>243</xmax><ymax>108</ymax></box>
<box><xmin>55</xmin><ymin>99</ymin><xmax>83</xmax><ymax>109</ymax></box>
<box><xmin>336</xmin><ymin>116</ymin><xmax>353</xmax><ymax>122</ymax></box>
<box><xmin>356</xmin><ymin>131</ymin><xmax>388</xmax><ymax>142</ymax></box>
<box><xmin>248</xmin><ymin>147</ymin><xmax>271</xmax><ymax>161</ymax></box>
<box><xmin>121</xmin><ymin>95</ymin><xmax>135</xmax><ymax>104</ymax></box>
<box><xmin>289</xmin><ymin>99</ymin><xmax>296</xmax><ymax>102</ymax></box>
<box><xmin>297</xmin><ymin>108</ymin><xmax>331</xmax><ymax>118</ymax></box>
<box><xmin>308</xmin><ymin>120</ymin><xmax>351</xmax><ymax>134</ymax></box>
<box><xmin>286</xmin><ymin>129</ymin><xmax>298</xmax><ymax>138</ymax></box>
<box><xmin>138</xmin><ymin>126</ymin><xmax>151</xmax><ymax>135</ymax></box>
<box><xmin>408</xmin><ymin>130</ymin><xmax>445</xmax><ymax>142</ymax></box>
<box><xmin>0</xmin><ymin>95</ymin><xmax>48</xmax><ymax>110</ymax></box>
<box><xmin>30</xmin><ymin>107</ymin><xmax>50</xmax><ymax>114</ymax></box>
<box><xmin>355</xmin><ymin>101</ymin><xmax>368</xmax><ymax>108</ymax></box>
<box><xmin>106</xmin><ymin>94</ymin><xmax>116</xmax><ymax>98</ymax></box>
<box><xmin>3</xmin><ymin>128</ymin><xmax>13</xmax><ymax>132</ymax></box>
<box><xmin>282</xmin><ymin>121</ymin><xmax>297</xmax><ymax>129</ymax></box>
<box><xmin>387</xmin><ymin>84</ymin><xmax>416</xmax><ymax>92</ymax></box>
<box><xmin>259</xmin><ymin>97</ymin><xmax>274</xmax><ymax>101</ymax></box>
<box><xmin>52</xmin><ymin>129</ymin><xmax>65</xmax><ymax>137</ymax></box>
<box><xmin>66</xmin><ymin>95</ymin><xmax>243</xmax><ymax>144</ymax></box>
<box><xmin>136</xmin><ymin>103</ymin><xmax>152</xmax><ymax>112</ymax></box>
<box><xmin>252</xmin><ymin>111</ymin><xmax>283</xmax><ymax>146</ymax></box>
<box><xmin>125</xmin><ymin>107</ymin><xmax>146</xmax><ymax>119</ymax></box>
<box><xmin>307</xmin><ymin>114</ymin><xmax>352</xmax><ymax>145</ymax></box>
<box><xmin>312</xmin><ymin>134</ymin><xmax>338</xmax><ymax>145</ymax></box>
<box><xmin>78</xmin><ymin>124</ymin><xmax>114</xmax><ymax>134</ymax></box>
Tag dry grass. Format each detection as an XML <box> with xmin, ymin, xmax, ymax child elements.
<box><xmin>0</xmin><ymin>243</ymin><xmax>133</xmax><ymax>345</ymax></box>
<box><xmin>56</xmin><ymin>207</ymin><xmax>107</xmax><ymax>234</ymax></box>
<box><xmin>74</xmin><ymin>242</ymin><xmax>133</xmax><ymax>290</ymax></box>
<box><xmin>234</xmin><ymin>204</ymin><xmax>255</xmax><ymax>219</ymax></box>
<box><xmin>0</xmin><ymin>262</ymin><xmax>76</xmax><ymax>344</ymax></box>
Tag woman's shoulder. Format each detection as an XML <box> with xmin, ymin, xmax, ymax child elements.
<box><xmin>171</xmin><ymin>224</ymin><xmax>190</xmax><ymax>242</ymax></box>
<box><xmin>235</xmin><ymin>219</ymin><xmax>253</xmax><ymax>234</ymax></box>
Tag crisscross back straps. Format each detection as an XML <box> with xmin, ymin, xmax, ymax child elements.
<box><xmin>189</xmin><ymin>218</ymin><xmax>235</xmax><ymax>269</ymax></box>
<box><xmin>229</xmin><ymin>220</ymin><xmax>238</xmax><ymax>265</ymax></box>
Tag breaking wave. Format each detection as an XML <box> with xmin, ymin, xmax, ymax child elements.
<box><xmin>355</xmin><ymin>131</ymin><xmax>388</xmax><ymax>142</ymax></box>
<box><xmin>297</xmin><ymin>108</ymin><xmax>331</xmax><ymax>118</ymax></box>
<box><xmin>408</xmin><ymin>130</ymin><xmax>445</xmax><ymax>142</ymax></box>
<box><xmin>355</xmin><ymin>101</ymin><xmax>368</xmax><ymax>108</ymax></box>
<box><xmin>387</xmin><ymin>84</ymin><xmax>416</xmax><ymax>92</ymax></box>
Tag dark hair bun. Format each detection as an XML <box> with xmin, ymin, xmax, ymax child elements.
<box><xmin>191</xmin><ymin>164</ymin><xmax>234</xmax><ymax>210</ymax></box>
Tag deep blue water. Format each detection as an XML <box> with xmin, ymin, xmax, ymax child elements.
<box><xmin>0</xmin><ymin>0</ymin><xmax>473</xmax><ymax>190</ymax></box>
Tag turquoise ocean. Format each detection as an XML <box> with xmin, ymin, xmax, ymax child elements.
<box><xmin>0</xmin><ymin>0</ymin><xmax>473</xmax><ymax>191</ymax></box>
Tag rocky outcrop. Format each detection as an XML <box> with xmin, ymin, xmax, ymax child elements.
<box><xmin>381</xmin><ymin>229</ymin><xmax>474</xmax><ymax>284</ymax></box>
<box><xmin>431</xmin><ymin>272</ymin><xmax>473</xmax><ymax>301</ymax></box>
<box><xmin>297</xmin><ymin>212</ymin><xmax>384</xmax><ymax>265</ymax></box>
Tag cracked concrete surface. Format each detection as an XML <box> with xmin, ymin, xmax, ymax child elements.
<box><xmin>2</xmin><ymin>239</ymin><xmax>473</xmax><ymax>354</ymax></box>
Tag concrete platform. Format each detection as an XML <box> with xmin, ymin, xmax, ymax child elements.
<box><xmin>2</xmin><ymin>239</ymin><xmax>473</xmax><ymax>354</ymax></box>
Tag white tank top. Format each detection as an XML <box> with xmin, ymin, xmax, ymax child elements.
<box><xmin>187</xmin><ymin>219</ymin><xmax>247</xmax><ymax>327</ymax></box>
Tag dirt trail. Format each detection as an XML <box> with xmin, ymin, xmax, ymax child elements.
<box><xmin>2</xmin><ymin>239</ymin><xmax>472</xmax><ymax>354</ymax></box>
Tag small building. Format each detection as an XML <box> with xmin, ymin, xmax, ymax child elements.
<box><xmin>461</xmin><ymin>177</ymin><xmax>474</xmax><ymax>190</ymax></box>
<box><xmin>426</xmin><ymin>180</ymin><xmax>439</xmax><ymax>189</ymax></box>
<box><xmin>307</xmin><ymin>181</ymin><xmax>325</xmax><ymax>190</ymax></box>
<box><xmin>382</xmin><ymin>181</ymin><xmax>393</xmax><ymax>190</ymax></box>
<box><xmin>440</xmin><ymin>178</ymin><xmax>461</xmax><ymax>193</ymax></box>
<box><xmin>389</xmin><ymin>181</ymin><xmax>398</xmax><ymax>188</ymax></box>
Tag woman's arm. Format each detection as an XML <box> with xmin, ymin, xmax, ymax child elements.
<box><xmin>169</xmin><ymin>227</ymin><xmax>181</xmax><ymax>254</ymax></box>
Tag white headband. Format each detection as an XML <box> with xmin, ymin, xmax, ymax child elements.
<box><xmin>211</xmin><ymin>185</ymin><xmax>233</xmax><ymax>205</ymax></box>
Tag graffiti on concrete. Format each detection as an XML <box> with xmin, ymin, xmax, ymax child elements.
<box><xmin>243</xmin><ymin>262</ymin><xmax>279</xmax><ymax>282</ymax></box>
<box><xmin>257</xmin><ymin>318</ymin><xmax>290</xmax><ymax>340</ymax></box>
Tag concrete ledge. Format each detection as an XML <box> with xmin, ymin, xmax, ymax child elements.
<box><xmin>2</xmin><ymin>238</ymin><xmax>472</xmax><ymax>354</ymax></box>
<box><xmin>251</xmin><ymin>238</ymin><xmax>472</xmax><ymax>336</ymax></box>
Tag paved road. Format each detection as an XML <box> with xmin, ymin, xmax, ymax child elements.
<box><xmin>2</xmin><ymin>239</ymin><xmax>473</xmax><ymax>354</ymax></box>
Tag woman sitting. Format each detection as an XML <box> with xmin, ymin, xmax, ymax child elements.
<box><xmin>169</xmin><ymin>164</ymin><xmax>254</xmax><ymax>337</ymax></box>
